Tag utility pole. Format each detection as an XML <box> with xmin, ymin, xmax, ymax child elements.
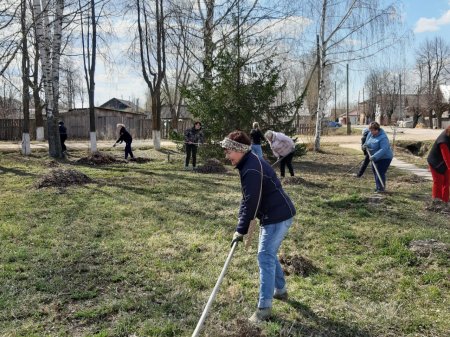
<box><xmin>346</xmin><ymin>63</ymin><xmax>351</xmax><ymax>135</ymax></box>
<box><xmin>399</xmin><ymin>73</ymin><xmax>402</xmax><ymax>121</ymax></box>
<box><xmin>334</xmin><ymin>81</ymin><xmax>337</xmax><ymax>122</ymax></box>
<box><xmin>363</xmin><ymin>87</ymin><xmax>365</xmax><ymax>124</ymax></box>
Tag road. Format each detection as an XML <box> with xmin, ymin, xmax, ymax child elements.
<box><xmin>0</xmin><ymin>127</ymin><xmax>443</xmax><ymax>153</ymax></box>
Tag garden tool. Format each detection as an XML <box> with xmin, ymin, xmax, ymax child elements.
<box><xmin>367</xmin><ymin>150</ymin><xmax>385</xmax><ymax>190</ymax></box>
<box><xmin>344</xmin><ymin>158</ymin><xmax>365</xmax><ymax>175</ymax></box>
<box><xmin>192</xmin><ymin>241</ymin><xmax>239</xmax><ymax>337</ymax></box>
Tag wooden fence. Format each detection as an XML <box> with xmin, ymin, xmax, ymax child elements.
<box><xmin>0</xmin><ymin>118</ymin><xmax>193</xmax><ymax>141</ymax></box>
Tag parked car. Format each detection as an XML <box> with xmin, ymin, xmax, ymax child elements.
<box><xmin>328</xmin><ymin>121</ymin><xmax>342</xmax><ymax>127</ymax></box>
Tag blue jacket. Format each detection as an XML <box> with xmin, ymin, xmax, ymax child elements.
<box><xmin>364</xmin><ymin>128</ymin><xmax>393</xmax><ymax>161</ymax></box>
<box><xmin>235</xmin><ymin>151</ymin><xmax>296</xmax><ymax>234</ymax></box>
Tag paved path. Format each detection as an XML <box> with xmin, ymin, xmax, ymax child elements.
<box><xmin>339</xmin><ymin>143</ymin><xmax>432</xmax><ymax>181</ymax></box>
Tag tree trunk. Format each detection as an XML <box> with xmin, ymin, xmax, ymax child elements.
<box><xmin>203</xmin><ymin>0</ymin><xmax>215</xmax><ymax>84</ymax></box>
<box><xmin>21</xmin><ymin>0</ymin><xmax>31</xmax><ymax>155</ymax></box>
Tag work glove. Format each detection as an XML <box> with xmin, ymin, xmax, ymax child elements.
<box><xmin>362</xmin><ymin>144</ymin><xmax>367</xmax><ymax>151</ymax></box>
<box><xmin>231</xmin><ymin>231</ymin><xmax>244</xmax><ymax>247</ymax></box>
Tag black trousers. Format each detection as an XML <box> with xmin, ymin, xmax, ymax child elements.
<box><xmin>185</xmin><ymin>144</ymin><xmax>198</xmax><ymax>167</ymax></box>
<box><xmin>125</xmin><ymin>141</ymin><xmax>134</xmax><ymax>159</ymax></box>
<box><xmin>60</xmin><ymin>135</ymin><xmax>67</xmax><ymax>152</ymax></box>
<box><xmin>357</xmin><ymin>152</ymin><xmax>370</xmax><ymax>177</ymax></box>
<box><xmin>280</xmin><ymin>152</ymin><xmax>295</xmax><ymax>177</ymax></box>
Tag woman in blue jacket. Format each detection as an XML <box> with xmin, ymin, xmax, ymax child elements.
<box><xmin>363</xmin><ymin>122</ymin><xmax>393</xmax><ymax>192</ymax></box>
<box><xmin>220</xmin><ymin>130</ymin><xmax>296</xmax><ymax>323</ymax></box>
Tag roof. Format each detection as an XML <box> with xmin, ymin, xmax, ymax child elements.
<box><xmin>64</xmin><ymin>107</ymin><xmax>146</xmax><ymax>116</ymax></box>
<box><xmin>99</xmin><ymin>98</ymin><xmax>145</xmax><ymax>114</ymax></box>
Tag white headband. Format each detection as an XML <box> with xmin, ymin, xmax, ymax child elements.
<box><xmin>219</xmin><ymin>137</ymin><xmax>251</xmax><ymax>153</ymax></box>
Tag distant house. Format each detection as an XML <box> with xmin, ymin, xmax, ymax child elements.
<box><xmin>99</xmin><ymin>98</ymin><xmax>145</xmax><ymax>114</ymax></box>
<box><xmin>339</xmin><ymin>109</ymin><xmax>359</xmax><ymax>125</ymax></box>
<box><xmin>60</xmin><ymin>98</ymin><xmax>149</xmax><ymax>139</ymax></box>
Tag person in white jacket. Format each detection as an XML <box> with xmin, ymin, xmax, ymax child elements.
<box><xmin>265</xmin><ymin>130</ymin><xmax>295</xmax><ymax>177</ymax></box>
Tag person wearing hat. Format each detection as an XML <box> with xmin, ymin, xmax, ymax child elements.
<box><xmin>264</xmin><ymin>130</ymin><xmax>295</xmax><ymax>177</ymax></box>
<box><xmin>113</xmin><ymin>124</ymin><xmax>134</xmax><ymax>160</ymax></box>
<box><xmin>221</xmin><ymin>130</ymin><xmax>296</xmax><ymax>323</ymax></box>
<box><xmin>427</xmin><ymin>125</ymin><xmax>450</xmax><ymax>203</ymax></box>
<box><xmin>58</xmin><ymin>121</ymin><xmax>67</xmax><ymax>153</ymax></box>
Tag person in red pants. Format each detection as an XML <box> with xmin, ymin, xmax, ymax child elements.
<box><xmin>427</xmin><ymin>126</ymin><xmax>450</xmax><ymax>203</ymax></box>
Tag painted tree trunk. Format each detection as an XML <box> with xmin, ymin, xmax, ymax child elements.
<box><xmin>21</xmin><ymin>0</ymin><xmax>31</xmax><ymax>155</ymax></box>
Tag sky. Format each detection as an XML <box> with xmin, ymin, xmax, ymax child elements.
<box><xmin>91</xmin><ymin>0</ymin><xmax>450</xmax><ymax>109</ymax></box>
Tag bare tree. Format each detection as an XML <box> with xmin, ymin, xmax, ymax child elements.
<box><xmin>415</xmin><ymin>37</ymin><xmax>450</xmax><ymax>129</ymax></box>
<box><xmin>302</xmin><ymin>0</ymin><xmax>405</xmax><ymax>151</ymax></box>
<box><xmin>32</xmin><ymin>0</ymin><xmax>65</xmax><ymax>158</ymax></box>
<box><xmin>79</xmin><ymin>0</ymin><xmax>99</xmax><ymax>152</ymax></box>
<box><xmin>20</xmin><ymin>0</ymin><xmax>31</xmax><ymax>155</ymax></box>
<box><xmin>136</xmin><ymin>0</ymin><xmax>166</xmax><ymax>149</ymax></box>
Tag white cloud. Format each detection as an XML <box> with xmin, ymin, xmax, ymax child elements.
<box><xmin>414</xmin><ymin>10</ymin><xmax>450</xmax><ymax>33</ymax></box>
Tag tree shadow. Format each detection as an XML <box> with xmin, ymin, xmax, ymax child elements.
<box><xmin>0</xmin><ymin>166</ymin><xmax>37</xmax><ymax>177</ymax></box>
<box><xmin>276</xmin><ymin>299</ymin><xmax>373</xmax><ymax>337</ymax></box>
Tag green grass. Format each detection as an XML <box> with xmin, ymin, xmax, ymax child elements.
<box><xmin>0</xmin><ymin>145</ymin><xmax>449</xmax><ymax>336</ymax></box>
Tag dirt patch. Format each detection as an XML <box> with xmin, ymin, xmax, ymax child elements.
<box><xmin>279</xmin><ymin>254</ymin><xmax>318</xmax><ymax>277</ymax></box>
<box><xmin>425</xmin><ymin>199</ymin><xmax>450</xmax><ymax>215</ymax></box>
<box><xmin>36</xmin><ymin>168</ymin><xmax>93</xmax><ymax>188</ymax></box>
<box><xmin>225</xmin><ymin>319</ymin><xmax>266</xmax><ymax>337</ymax></box>
<box><xmin>408</xmin><ymin>239</ymin><xmax>449</xmax><ymax>257</ymax></box>
<box><xmin>128</xmin><ymin>157</ymin><xmax>151</xmax><ymax>163</ymax></box>
<box><xmin>76</xmin><ymin>152</ymin><xmax>126</xmax><ymax>165</ymax></box>
<box><xmin>47</xmin><ymin>160</ymin><xmax>60</xmax><ymax>168</ymax></box>
<box><xmin>195</xmin><ymin>159</ymin><xmax>227</xmax><ymax>174</ymax></box>
<box><xmin>396</xmin><ymin>174</ymin><xmax>427</xmax><ymax>184</ymax></box>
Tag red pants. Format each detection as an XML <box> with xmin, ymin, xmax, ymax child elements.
<box><xmin>429</xmin><ymin>165</ymin><xmax>450</xmax><ymax>202</ymax></box>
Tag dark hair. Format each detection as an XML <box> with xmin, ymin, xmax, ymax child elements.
<box><xmin>227</xmin><ymin>130</ymin><xmax>251</xmax><ymax>146</ymax></box>
<box><xmin>369</xmin><ymin>121</ymin><xmax>380</xmax><ymax>131</ymax></box>
<box><xmin>194</xmin><ymin>121</ymin><xmax>202</xmax><ymax>127</ymax></box>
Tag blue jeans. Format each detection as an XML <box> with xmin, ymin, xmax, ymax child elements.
<box><xmin>257</xmin><ymin>217</ymin><xmax>293</xmax><ymax>308</ymax></box>
<box><xmin>371</xmin><ymin>158</ymin><xmax>392</xmax><ymax>191</ymax></box>
<box><xmin>251</xmin><ymin>144</ymin><xmax>263</xmax><ymax>159</ymax></box>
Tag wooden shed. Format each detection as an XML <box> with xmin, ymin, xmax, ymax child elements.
<box><xmin>61</xmin><ymin>107</ymin><xmax>149</xmax><ymax>140</ymax></box>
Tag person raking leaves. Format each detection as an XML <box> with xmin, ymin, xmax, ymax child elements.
<box><xmin>220</xmin><ymin>130</ymin><xmax>296</xmax><ymax>323</ymax></box>
<box><xmin>113</xmin><ymin>123</ymin><xmax>134</xmax><ymax>160</ymax></box>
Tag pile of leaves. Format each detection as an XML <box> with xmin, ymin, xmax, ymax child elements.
<box><xmin>195</xmin><ymin>158</ymin><xmax>227</xmax><ymax>174</ymax></box>
<box><xmin>128</xmin><ymin>157</ymin><xmax>151</xmax><ymax>163</ymax></box>
<box><xmin>282</xmin><ymin>176</ymin><xmax>307</xmax><ymax>185</ymax></box>
<box><xmin>425</xmin><ymin>199</ymin><xmax>450</xmax><ymax>215</ymax></box>
<box><xmin>76</xmin><ymin>152</ymin><xmax>125</xmax><ymax>165</ymax></box>
<box><xmin>408</xmin><ymin>239</ymin><xmax>448</xmax><ymax>257</ymax></box>
<box><xmin>279</xmin><ymin>254</ymin><xmax>318</xmax><ymax>277</ymax></box>
<box><xmin>36</xmin><ymin>168</ymin><xmax>93</xmax><ymax>188</ymax></box>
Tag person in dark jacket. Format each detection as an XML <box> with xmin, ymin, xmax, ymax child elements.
<box><xmin>250</xmin><ymin>122</ymin><xmax>264</xmax><ymax>159</ymax></box>
<box><xmin>427</xmin><ymin>126</ymin><xmax>450</xmax><ymax>203</ymax></box>
<box><xmin>363</xmin><ymin>122</ymin><xmax>393</xmax><ymax>192</ymax></box>
<box><xmin>113</xmin><ymin>124</ymin><xmax>134</xmax><ymax>160</ymax></box>
<box><xmin>58</xmin><ymin>121</ymin><xmax>67</xmax><ymax>153</ymax></box>
<box><xmin>184</xmin><ymin>121</ymin><xmax>203</xmax><ymax>170</ymax></box>
<box><xmin>221</xmin><ymin>130</ymin><xmax>296</xmax><ymax>323</ymax></box>
<box><xmin>354</xmin><ymin>128</ymin><xmax>370</xmax><ymax>177</ymax></box>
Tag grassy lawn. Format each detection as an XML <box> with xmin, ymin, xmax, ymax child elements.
<box><xmin>0</xmin><ymin>145</ymin><xmax>449</xmax><ymax>337</ymax></box>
